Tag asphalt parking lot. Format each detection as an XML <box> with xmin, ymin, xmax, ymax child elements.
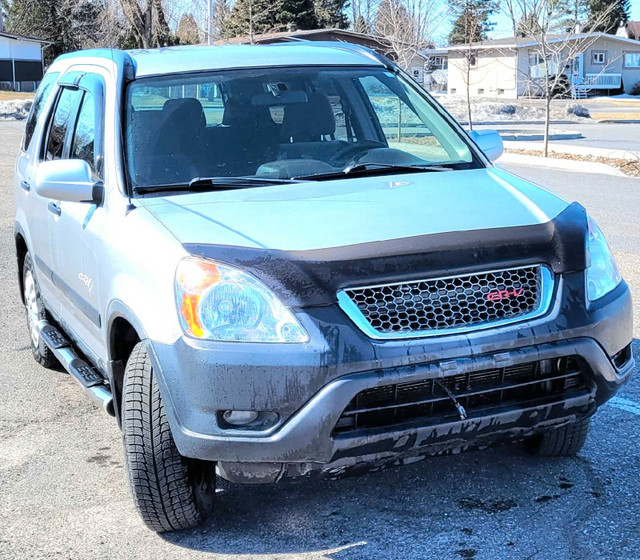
<box><xmin>0</xmin><ymin>120</ymin><xmax>639</xmax><ymax>560</ymax></box>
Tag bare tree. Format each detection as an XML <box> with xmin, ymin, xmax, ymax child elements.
<box><xmin>351</xmin><ymin>0</ymin><xmax>379</xmax><ymax>32</ymax></box>
<box><xmin>374</xmin><ymin>0</ymin><xmax>444</xmax><ymax>72</ymax></box>
<box><xmin>119</xmin><ymin>0</ymin><xmax>171</xmax><ymax>48</ymax></box>
<box><xmin>506</xmin><ymin>0</ymin><xmax>619</xmax><ymax>155</ymax></box>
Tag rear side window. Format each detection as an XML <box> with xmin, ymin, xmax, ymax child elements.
<box><xmin>44</xmin><ymin>88</ymin><xmax>80</xmax><ymax>161</ymax></box>
<box><xmin>23</xmin><ymin>72</ymin><xmax>59</xmax><ymax>151</ymax></box>
<box><xmin>70</xmin><ymin>92</ymin><xmax>96</xmax><ymax>171</ymax></box>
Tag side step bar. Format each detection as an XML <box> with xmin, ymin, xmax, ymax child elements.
<box><xmin>38</xmin><ymin>322</ymin><xmax>115</xmax><ymax>416</ymax></box>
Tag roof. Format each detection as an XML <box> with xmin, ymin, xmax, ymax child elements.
<box><xmin>0</xmin><ymin>31</ymin><xmax>52</xmax><ymax>44</ymax></box>
<box><xmin>216</xmin><ymin>28</ymin><xmax>431</xmax><ymax>60</ymax></box>
<box><xmin>55</xmin><ymin>43</ymin><xmax>385</xmax><ymax>78</ymax></box>
<box><xmin>447</xmin><ymin>32</ymin><xmax>640</xmax><ymax>51</ymax></box>
<box><xmin>625</xmin><ymin>21</ymin><xmax>640</xmax><ymax>40</ymax></box>
<box><xmin>216</xmin><ymin>28</ymin><xmax>386</xmax><ymax>45</ymax></box>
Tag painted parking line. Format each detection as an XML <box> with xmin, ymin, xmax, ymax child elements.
<box><xmin>607</xmin><ymin>396</ymin><xmax>640</xmax><ymax>416</ymax></box>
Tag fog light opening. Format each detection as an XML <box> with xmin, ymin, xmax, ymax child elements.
<box><xmin>219</xmin><ymin>410</ymin><xmax>280</xmax><ymax>430</ymax></box>
<box><xmin>222</xmin><ymin>410</ymin><xmax>259</xmax><ymax>426</ymax></box>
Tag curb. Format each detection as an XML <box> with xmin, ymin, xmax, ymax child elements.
<box><xmin>496</xmin><ymin>152</ymin><xmax>627</xmax><ymax>177</ymax></box>
<box><xmin>502</xmin><ymin>141</ymin><xmax>640</xmax><ymax>161</ymax></box>
<box><xmin>499</xmin><ymin>130</ymin><xmax>582</xmax><ymax>141</ymax></box>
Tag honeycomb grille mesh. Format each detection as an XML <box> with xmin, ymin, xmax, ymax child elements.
<box><xmin>343</xmin><ymin>266</ymin><xmax>542</xmax><ymax>336</ymax></box>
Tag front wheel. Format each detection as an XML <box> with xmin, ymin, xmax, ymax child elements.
<box><xmin>524</xmin><ymin>417</ymin><xmax>591</xmax><ymax>457</ymax></box>
<box><xmin>122</xmin><ymin>341</ymin><xmax>215</xmax><ymax>532</ymax></box>
<box><xmin>22</xmin><ymin>252</ymin><xmax>58</xmax><ymax>368</ymax></box>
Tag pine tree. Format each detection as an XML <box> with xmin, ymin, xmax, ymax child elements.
<box><xmin>277</xmin><ymin>0</ymin><xmax>318</xmax><ymax>30</ymax></box>
<box><xmin>586</xmin><ymin>0</ymin><xmax>629</xmax><ymax>34</ymax></box>
<box><xmin>177</xmin><ymin>13</ymin><xmax>201</xmax><ymax>44</ymax></box>
<box><xmin>226</xmin><ymin>0</ymin><xmax>320</xmax><ymax>39</ymax></box>
<box><xmin>448</xmin><ymin>0</ymin><xmax>497</xmax><ymax>44</ymax></box>
<box><xmin>314</xmin><ymin>0</ymin><xmax>349</xmax><ymax>28</ymax></box>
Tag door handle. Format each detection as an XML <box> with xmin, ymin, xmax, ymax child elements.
<box><xmin>48</xmin><ymin>202</ymin><xmax>61</xmax><ymax>216</ymax></box>
<box><xmin>20</xmin><ymin>180</ymin><xmax>30</xmax><ymax>191</ymax></box>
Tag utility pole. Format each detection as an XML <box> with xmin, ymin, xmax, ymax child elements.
<box><xmin>207</xmin><ymin>0</ymin><xmax>214</xmax><ymax>44</ymax></box>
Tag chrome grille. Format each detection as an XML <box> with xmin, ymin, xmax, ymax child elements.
<box><xmin>338</xmin><ymin>265</ymin><xmax>552</xmax><ymax>339</ymax></box>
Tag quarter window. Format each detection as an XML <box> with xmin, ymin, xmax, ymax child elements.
<box><xmin>23</xmin><ymin>72</ymin><xmax>59</xmax><ymax>151</ymax></box>
<box><xmin>44</xmin><ymin>88</ymin><xmax>80</xmax><ymax>161</ymax></box>
<box><xmin>71</xmin><ymin>92</ymin><xmax>96</xmax><ymax>171</ymax></box>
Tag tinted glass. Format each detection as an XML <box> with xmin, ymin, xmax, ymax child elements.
<box><xmin>71</xmin><ymin>92</ymin><xmax>96</xmax><ymax>170</ymax></box>
<box><xmin>45</xmin><ymin>88</ymin><xmax>80</xmax><ymax>161</ymax></box>
<box><xmin>125</xmin><ymin>66</ymin><xmax>477</xmax><ymax>189</ymax></box>
<box><xmin>23</xmin><ymin>72</ymin><xmax>59</xmax><ymax>151</ymax></box>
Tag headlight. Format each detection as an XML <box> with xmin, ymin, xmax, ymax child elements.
<box><xmin>175</xmin><ymin>258</ymin><xmax>309</xmax><ymax>342</ymax></box>
<box><xmin>586</xmin><ymin>216</ymin><xmax>621</xmax><ymax>301</ymax></box>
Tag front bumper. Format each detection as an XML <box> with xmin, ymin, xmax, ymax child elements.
<box><xmin>148</xmin><ymin>276</ymin><xmax>634</xmax><ymax>478</ymax></box>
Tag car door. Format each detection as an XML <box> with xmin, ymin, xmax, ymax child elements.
<box><xmin>28</xmin><ymin>80</ymin><xmax>83</xmax><ymax>315</ymax></box>
<box><xmin>49</xmin><ymin>73</ymin><xmax>107</xmax><ymax>364</ymax></box>
<box><xmin>15</xmin><ymin>72</ymin><xmax>61</xmax><ymax>309</ymax></box>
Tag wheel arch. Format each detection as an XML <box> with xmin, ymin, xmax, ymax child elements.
<box><xmin>106</xmin><ymin>301</ymin><xmax>147</xmax><ymax>426</ymax></box>
<box><xmin>14</xmin><ymin>224</ymin><xmax>29</xmax><ymax>305</ymax></box>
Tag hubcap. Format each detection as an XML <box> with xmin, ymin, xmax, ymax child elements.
<box><xmin>24</xmin><ymin>271</ymin><xmax>40</xmax><ymax>348</ymax></box>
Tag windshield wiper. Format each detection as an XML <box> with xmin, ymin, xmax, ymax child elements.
<box><xmin>292</xmin><ymin>162</ymin><xmax>452</xmax><ymax>181</ymax></box>
<box><xmin>134</xmin><ymin>175</ymin><xmax>299</xmax><ymax>194</ymax></box>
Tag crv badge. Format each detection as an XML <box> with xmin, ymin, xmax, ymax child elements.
<box><xmin>486</xmin><ymin>288</ymin><xmax>523</xmax><ymax>302</ymax></box>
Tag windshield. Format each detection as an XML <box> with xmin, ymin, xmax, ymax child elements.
<box><xmin>125</xmin><ymin>66</ymin><xmax>479</xmax><ymax>190</ymax></box>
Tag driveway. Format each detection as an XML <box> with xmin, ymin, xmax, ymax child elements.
<box><xmin>0</xmin><ymin>121</ymin><xmax>638</xmax><ymax>560</ymax></box>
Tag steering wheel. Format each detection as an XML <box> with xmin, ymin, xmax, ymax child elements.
<box><xmin>327</xmin><ymin>140</ymin><xmax>387</xmax><ymax>167</ymax></box>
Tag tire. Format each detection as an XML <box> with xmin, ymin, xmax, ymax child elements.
<box><xmin>22</xmin><ymin>252</ymin><xmax>58</xmax><ymax>368</ymax></box>
<box><xmin>122</xmin><ymin>341</ymin><xmax>215</xmax><ymax>532</ymax></box>
<box><xmin>524</xmin><ymin>417</ymin><xmax>591</xmax><ymax>457</ymax></box>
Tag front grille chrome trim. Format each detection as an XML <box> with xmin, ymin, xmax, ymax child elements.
<box><xmin>338</xmin><ymin>265</ymin><xmax>555</xmax><ymax>340</ymax></box>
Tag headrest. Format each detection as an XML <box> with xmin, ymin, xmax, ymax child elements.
<box><xmin>222</xmin><ymin>97</ymin><xmax>259</xmax><ymax>127</ymax></box>
<box><xmin>162</xmin><ymin>98</ymin><xmax>206</xmax><ymax>130</ymax></box>
<box><xmin>282</xmin><ymin>92</ymin><xmax>336</xmax><ymax>142</ymax></box>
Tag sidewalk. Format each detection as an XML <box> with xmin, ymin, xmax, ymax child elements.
<box><xmin>496</xmin><ymin>152</ymin><xmax>627</xmax><ymax>177</ymax></box>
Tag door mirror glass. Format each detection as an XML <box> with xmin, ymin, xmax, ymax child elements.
<box><xmin>469</xmin><ymin>129</ymin><xmax>504</xmax><ymax>161</ymax></box>
<box><xmin>34</xmin><ymin>159</ymin><xmax>101</xmax><ymax>203</ymax></box>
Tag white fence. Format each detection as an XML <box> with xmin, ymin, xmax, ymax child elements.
<box><xmin>581</xmin><ymin>73</ymin><xmax>622</xmax><ymax>89</ymax></box>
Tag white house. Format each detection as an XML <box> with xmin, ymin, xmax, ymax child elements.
<box><xmin>447</xmin><ymin>32</ymin><xmax>640</xmax><ymax>99</ymax></box>
<box><xmin>0</xmin><ymin>29</ymin><xmax>51</xmax><ymax>92</ymax></box>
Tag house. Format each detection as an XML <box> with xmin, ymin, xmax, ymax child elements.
<box><xmin>0</xmin><ymin>30</ymin><xmax>51</xmax><ymax>92</ymax></box>
<box><xmin>617</xmin><ymin>21</ymin><xmax>640</xmax><ymax>41</ymax></box>
<box><xmin>447</xmin><ymin>32</ymin><xmax>640</xmax><ymax>99</ymax></box>
<box><xmin>423</xmin><ymin>47</ymin><xmax>448</xmax><ymax>91</ymax></box>
<box><xmin>216</xmin><ymin>28</ymin><xmax>430</xmax><ymax>86</ymax></box>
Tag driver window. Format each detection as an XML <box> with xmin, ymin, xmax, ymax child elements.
<box><xmin>44</xmin><ymin>87</ymin><xmax>80</xmax><ymax>161</ymax></box>
<box><xmin>71</xmin><ymin>91</ymin><xmax>96</xmax><ymax>172</ymax></box>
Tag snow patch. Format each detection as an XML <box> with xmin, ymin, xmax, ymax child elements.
<box><xmin>0</xmin><ymin>99</ymin><xmax>33</xmax><ymax>121</ymax></box>
<box><xmin>435</xmin><ymin>96</ymin><xmax>592</xmax><ymax>123</ymax></box>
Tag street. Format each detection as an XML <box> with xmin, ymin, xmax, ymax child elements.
<box><xmin>0</xmin><ymin>120</ymin><xmax>639</xmax><ymax>560</ymax></box>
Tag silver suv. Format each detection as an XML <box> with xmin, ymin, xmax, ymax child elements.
<box><xmin>14</xmin><ymin>44</ymin><xmax>633</xmax><ymax>532</ymax></box>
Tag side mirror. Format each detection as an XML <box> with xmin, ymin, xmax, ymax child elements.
<box><xmin>469</xmin><ymin>129</ymin><xmax>504</xmax><ymax>161</ymax></box>
<box><xmin>34</xmin><ymin>159</ymin><xmax>102</xmax><ymax>203</ymax></box>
